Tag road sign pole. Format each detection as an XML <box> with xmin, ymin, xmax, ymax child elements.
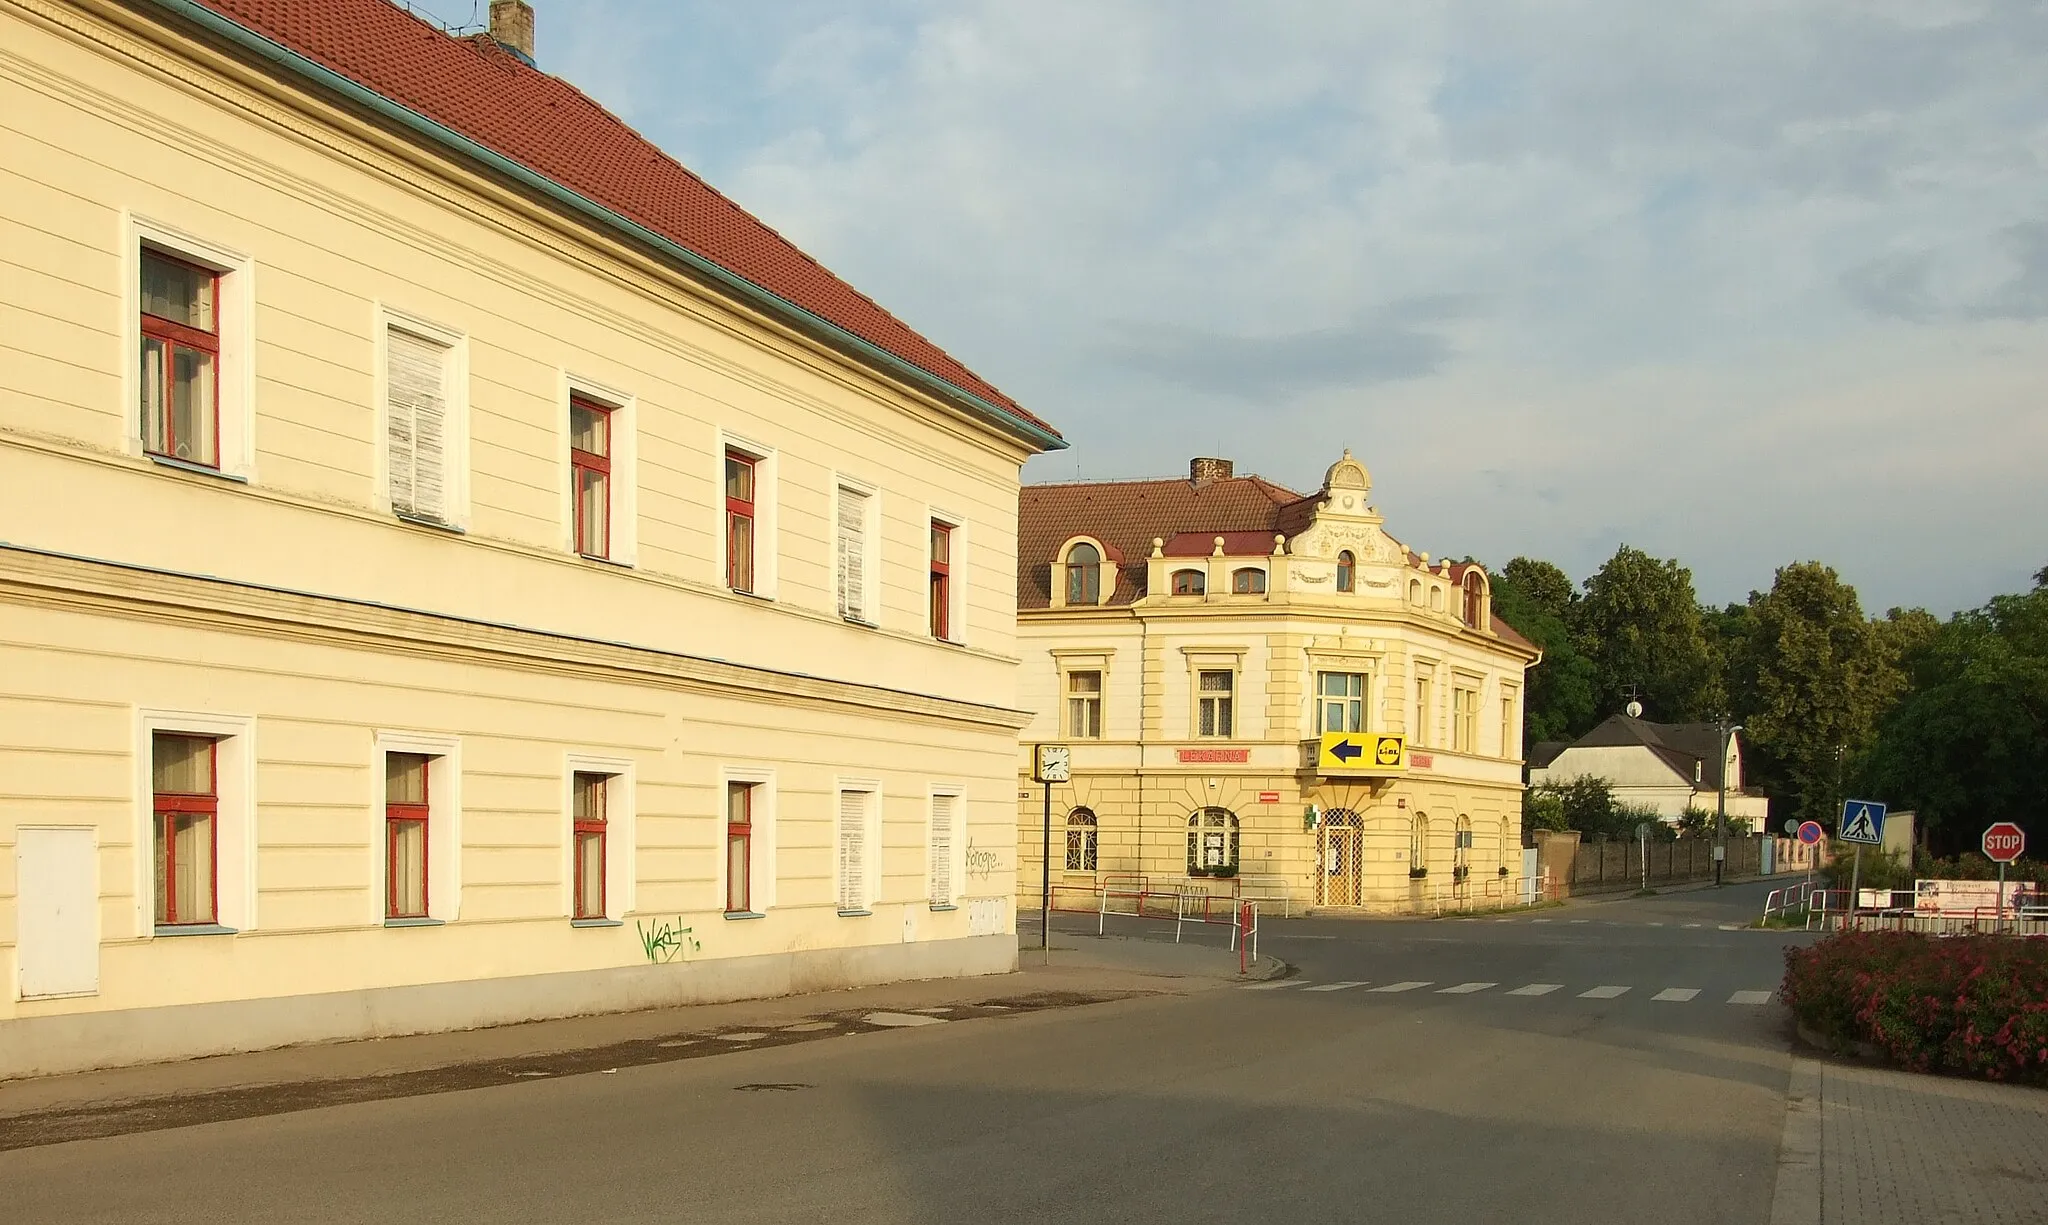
<box><xmin>1998</xmin><ymin>860</ymin><xmax>2008</xmax><ymax>935</ymax></box>
<box><xmin>1040</xmin><ymin>781</ymin><xmax>1052</xmax><ymax>952</ymax></box>
<box><xmin>1847</xmin><ymin>845</ymin><xmax>1862</xmax><ymax>932</ymax></box>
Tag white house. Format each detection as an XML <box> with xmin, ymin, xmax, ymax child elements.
<box><xmin>1529</xmin><ymin>715</ymin><xmax>1770</xmax><ymax>825</ymax></box>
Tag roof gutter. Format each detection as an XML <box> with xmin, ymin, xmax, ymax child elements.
<box><xmin>142</xmin><ymin>0</ymin><xmax>1066</xmax><ymax>454</ymax></box>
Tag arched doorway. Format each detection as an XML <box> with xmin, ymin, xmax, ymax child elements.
<box><xmin>1186</xmin><ymin>808</ymin><xmax>1239</xmax><ymax>876</ymax></box>
<box><xmin>1317</xmin><ymin>808</ymin><xmax>1363</xmax><ymax>907</ymax></box>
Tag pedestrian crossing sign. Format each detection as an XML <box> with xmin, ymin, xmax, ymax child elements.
<box><xmin>1838</xmin><ymin>799</ymin><xmax>1886</xmax><ymax>846</ymax></box>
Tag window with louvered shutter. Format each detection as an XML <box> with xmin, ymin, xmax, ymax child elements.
<box><xmin>838</xmin><ymin>789</ymin><xmax>868</xmax><ymax>912</ymax></box>
<box><xmin>837</xmin><ymin>487</ymin><xmax>870</xmax><ymax>621</ymax></box>
<box><xmin>929</xmin><ymin>793</ymin><xmax>956</xmax><ymax>907</ymax></box>
<box><xmin>387</xmin><ymin>327</ymin><xmax>451</xmax><ymax>522</ymax></box>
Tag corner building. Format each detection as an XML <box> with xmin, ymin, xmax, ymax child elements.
<box><xmin>0</xmin><ymin>0</ymin><xmax>1062</xmax><ymax>1077</ymax></box>
<box><xmin>1016</xmin><ymin>455</ymin><xmax>1539</xmax><ymax>915</ymax></box>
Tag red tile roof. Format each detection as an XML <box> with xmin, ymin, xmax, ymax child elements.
<box><xmin>1018</xmin><ymin>466</ymin><xmax>1537</xmax><ymax>653</ymax></box>
<box><xmin>180</xmin><ymin>0</ymin><xmax>1053</xmax><ymax>439</ymax></box>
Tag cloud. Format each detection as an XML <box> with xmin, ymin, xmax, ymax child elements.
<box><xmin>1099</xmin><ymin>297</ymin><xmax>1471</xmax><ymax>398</ymax></box>
<box><xmin>544</xmin><ymin>0</ymin><xmax>2048</xmax><ymax>613</ymax></box>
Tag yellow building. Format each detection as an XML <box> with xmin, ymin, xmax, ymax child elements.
<box><xmin>1014</xmin><ymin>455</ymin><xmax>1539</xmax><ymax>916</ymax></box>
<box><xmin>0</xmin><ymin>0</ymin><xmax>1061</xmax><ymax>1077</ymax></box>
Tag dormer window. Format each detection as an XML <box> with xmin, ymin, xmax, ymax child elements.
<box><xmin>1065</xmin><ymin>542</ymin><xmax>1101</xmax><ymax>605</ymax></box>
<box><xmin>1231</xmin><ymin>568</ymin><xmax>1266</xmax><ymax>594</ymax></box>
<box><xmin>1462</xmin><ymin>571</ymin><xmax>1486</xmax><ymax>628</ymax></box>
<box><xmin>1171</xmin><ymin>569</ymin><xmax>1205</xmax><ymax>596</ymax></box>
<box><xmin>1336</xmin><ymin>551</ymin><xmax>1355</xmax><ymax>593</ymax></box>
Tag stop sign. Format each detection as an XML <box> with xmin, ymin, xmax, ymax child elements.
<box><xmin>1983</xmin><ymin>822</ymin><xmax>2026</xmax><ymax>863</ymax></box>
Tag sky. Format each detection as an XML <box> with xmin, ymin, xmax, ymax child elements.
<box><xmin>479</xmin><ymin>0</ymin><xmax>2040</xmax><ymax>613</ymax></box>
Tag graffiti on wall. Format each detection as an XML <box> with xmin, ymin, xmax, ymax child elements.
<box><xmin>636</xmin><ymin>915</ymin><xmax>702</xmax><ymax>964</ymax></box>
<box><xmin>966</xmin><ymin>838</ymin><xmax>1003</xmax><ymax>882</ymax></box>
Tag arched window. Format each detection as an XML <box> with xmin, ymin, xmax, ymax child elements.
<box><xmin>1462</xmin><ymin>572</ymin><xmax>1484</xmax><ymax>628</ymax></box>
<box><xmin>1065</xmin><ymin>807</ymin><xmax>1098</xmax><ymax>872</ymax></box>
<box><xmin>1429</xmin><ymin>585</ymin><xmax>1444</xmax><ymax>613</ymax></box>
<box><xmin>1171</xmin><ymin>569</ymin><xmax>1206</xmax><ymax>596</ymax></box>
<box><xmin>1408</xmin><ymin>578</ymin><xmax>1422</xmax><ymax>604</ymax></box>
<box><xmin>1336</xmin><ymin>551</ymin><xmax>1355</xmax><ymax>592</ymax></box>
<box><xmin>1231</xmin><ymin>567</ymin><xmax>1266</xmax><ymax>594</ymax></box>
<box><xmin>1066</xmin><ymin>543</ymin><xmax>1101</xmax><ymax>605</ymax></box>
<box><xmin>1499</xmin><ymin>817</ymin><xmax>1513</xmax><ymax>869</ymax></box>
<box><xmin>1186</xmin><ymin>807</ymin><xmax>1240</xmax><ymax>875</ymax></box>
<box><xmin>1409</xmin><ymin>812</ymin><xmax>1430</xmax><ymax>877</ymax></box>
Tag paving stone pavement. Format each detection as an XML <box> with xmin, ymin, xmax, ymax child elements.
<box><xmin>1810</xmin><ymin>1060</ymin><xmax>2048</xmax><ymax>1224</ymax></box>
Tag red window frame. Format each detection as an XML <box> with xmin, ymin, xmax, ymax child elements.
<box><xmin>573</xmin><ymin>773</ymin><xmax>608</xmax><ymax>921</ymax></box>
<box><xmin>929</xmin><ymin>521</ymin><xmax>953</xmax><ymax>640</ymax></box>
<box><xmin>386</xmin><ymin>755</ymin><xmax>430</xmax><ymax>920</ymax></box>
<box><xmin>1172</xmin><ymin>569</ymin><xmax>1205</xmax><ymax>596</ymax></box>
<box><xmin>1336</xmin><ymin>551</ymin><xmax>1355</xmax><ymax>592</ymax></box>
<box><xmin>154</xmin><ymin>736</ymin><xmax>219</xmax><ymax>927</ymax></box>
<box><xmin>139</xmin><ymin>249</ymin><xmax>222</xmax><ymax>469</ymax></box>
<box><xmin>726</xmin><ymin>781</ymin><xmax>753</xmax><ymax>915</ymax></box>
<box><xmin>1463</xmin><ymin>574</ymin><xmax>1484</xmax><ymax>626</ymax></box>
<box><xmin>725</xmin><ymin>449</ymin><xmax>756</xmax><ymax>592</ymax></box>
<box><xmin>571</xmin><ymin>397</ymin><xmax>613</xmax><ymax>559</ymax></box>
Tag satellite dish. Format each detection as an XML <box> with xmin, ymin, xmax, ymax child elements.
<box><xmin>1625</xmin><ymin>700</ymin><xmax>1644</xmax><ymax>718</ymax></box>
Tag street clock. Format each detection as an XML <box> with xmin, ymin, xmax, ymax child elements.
<box><xmin>1033</xmin><ymin>743</ymin><xmax>1071</xmax><ymax>783</ymax></box>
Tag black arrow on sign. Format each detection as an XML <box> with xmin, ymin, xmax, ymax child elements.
<box><xmin>1331</xmin><ymin>739</ymin><xmax>1363</xmax><ymax>762</ymax></box>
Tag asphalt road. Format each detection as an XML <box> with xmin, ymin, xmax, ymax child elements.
<box><xmin>4</xmin><ymin>881</ymin><xmax>1813</xmax><ymax>1224</ymax></box>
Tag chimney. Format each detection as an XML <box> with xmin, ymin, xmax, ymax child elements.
<box><xmin>489</xmin><ymin>1</ymin><xmax>536</xmax><ymax>65</ymax></box>
<box><xmin>1190</xmin><ymin>457</ymin><xmax>1234</xmax><ymax>486</ymax></box>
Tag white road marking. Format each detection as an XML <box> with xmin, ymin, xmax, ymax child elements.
<box><xmin>1683</xmin><ymin>923</ymin><xmax>1702</xmax><ymax>929</ymax></box>
<box><xmin>1652</xmin><ymin>988</ymin><xmax>1700</xmax><ymax>1002</ymax></box>
<box><xmin>1569</xmin><ymin>919</ymin><xmax>1590</xmax><ymax>924</ymax></box>
<box><xmin>1506</xmin><ymin>983</ymin><xmax>1563</xmax><ymax>996</ymax></box>
<box><xmin>1437</xmin><ymin>982</ymin><xmax>1497</xmax><ymax>994</ymax></box>
<box><xmin>1244</xmin><ymin>980</ymin><xmax>1307</xmax><ymax>990</ymax></box>
<box><xmin>1531</xmin><ymin>919</ymin><xmax>1553</xmax><ymax>924</ymax></box>
<box><xmin>1369</xmin><ymin>981</ymin><xmax>1433</xmax><ymax>993</ymax></box>
<box><xmin>1646</xmin><ymin>922</ymin><xmax>1664</xmax><ymax>928</ymax></box>
<box><xmin>1719</xmin><ymin>924</ymin><xmax>1742</xmax><ymax>931</ymax></box>
<box><xmin>1578</xmin><ymin>986</ymin><xmax>1630</xmax><ymax>999</ymax></box>
<box><xmin>1728</xmin><ymin>990</ymin><xmax>1774</xmax><ymax>1005</ymax></box>
<box><xmin>1303</xmin><ymin>981</ymin><xmax>1368</xmax><ymax>992</ymax></box>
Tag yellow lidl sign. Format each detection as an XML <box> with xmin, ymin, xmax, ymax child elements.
<box><xmin>1318</xmin><ymin>732</ymin><xmax>1406</xmax><ymax>774</ymax></box>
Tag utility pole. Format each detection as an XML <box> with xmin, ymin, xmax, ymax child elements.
<box><xmin>1714</xmin><ymin>717</ymin><xmax>1739</xmax><ymax>887</ymax></box>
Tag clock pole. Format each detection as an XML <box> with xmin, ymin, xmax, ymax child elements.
<box><xmin>1040</xmin><ymin>779</ymin><xmax>1051</xmax><ymax>951</ymax></box>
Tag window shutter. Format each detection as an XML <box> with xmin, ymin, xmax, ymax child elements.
<box><xmin>838</xmin><ymin>790</ymin><xmax>866</xmax><ymax>911</ymax></box>
<box><xmin>929</xmin><ymin>794</ymin><xmax>955</xmax><ymax>906</ymax></box>
<box><xmin>387</xmin><ymin>328</ymin><xmax>449</xmax><ymax>521</ymax></box>
<box><xmin>837</xmin><ymin>488</ymin><xmax>869</xmax><ymax>620</ymax></box>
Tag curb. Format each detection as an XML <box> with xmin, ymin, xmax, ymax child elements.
<box><xmin>1239</xmin><ymin>955</ymin><xmax>1288</xmax><ymax>983</ymax></box>
<box><xmin>1768</xmin><ymin>1056</ymin><xmax>1823</xmax><ymax>1225</ymax></box>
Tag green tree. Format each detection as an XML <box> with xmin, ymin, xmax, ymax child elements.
<box><xmin>1856</xmin><ymin>573</ymin><xmax>2048</xmax><ymax>855</ymax></box>
<box><xmin>1733</xmin><ymin>562</ymin><xmax>1894</xmax><ymax>828</ymax></box>
<box><xmin>1492</xmin><ymin>557</ymin><xmax>1598</xmax><ymax>743</ymax></box>
<box><xmin>1572</xmin><ymin>545</ymin><xmax>1722</xmax><ymax>722</ymax></box>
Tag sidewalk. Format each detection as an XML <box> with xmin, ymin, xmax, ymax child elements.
<box><xmin>0</xmin><ymin>932</ymin><xmax>1276</xmax><ymax>1149</ymax></box>
<box><xmin>1771</xmin><ymin>1056</ymin><xmax>2048</xmax><ymax>1225</ymax></box>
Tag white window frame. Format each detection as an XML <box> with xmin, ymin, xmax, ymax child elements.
<box><xmin>1413</xmin><ymin>663</ymin><xmax>1437</xmax><ymax>748</ymax></box>
<box><xmin>375</xmin><ymin>305</ymin><xmax>471</xmax><ymax>530</ymax></box>
<box><xmin>1500</xmin><ymin>684</ymin><xmax>1520</xmax><ymax>759</ymax></box>
<box><xmin>134</xmin><ymin>708</ymin><xmax>257</xmax><ymax>937</ymax></box>
<box><xmin>1316</xmin><ymin>670</ymin><xmax>1369</xmax><ymax>735</ymax></box>
<box><xmin>371</xmin><ymin>731</ymin><xmax>463</xmax><ymax>924</ymax></box>
<box><xmin>835</xmin><ymin>779</ymin><xmax>882</xmax><ymax>915</ymax></box>
<box><xmin>926</xmin><ymin>505</ymin><xmax>966</xmax><ymax>644</ymax></box>
<box><xmin>927</xmin><ymin>785</ymin><xmax>966</xmax><ymax>910</ymax></box>
<box><xmin>562</xmin><ymin>373</ymin><xmax>638</xmax><ymax>567</ymax></box>
<box><xmin>123</xmin><ymin>216</ymin><xmax>256</xmax><ymax>480</ymax></box>
<box><xmin>563</xmin><ymin>753</ymin><xmax>635</xmax><ymax>923</ymax></box>
<box><xmin>717</xmin><ymin>431</ymin><xmax>779</xmax><ymax>600</ymax></box>
<box><xmin>718</xmin><ymin>765</ymin><xmax>779</xmax><ymax>915</ymax></box>
<box><xmin>833</xmin><ymin>475</ymin><xmax>880</xmax><ymax>626</ymax></box>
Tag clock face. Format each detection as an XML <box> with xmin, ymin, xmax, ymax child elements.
<box><xmin>1037</xmin><ymin>744</ymin><xmax>1071</xmax><ymax>782</ymax></box>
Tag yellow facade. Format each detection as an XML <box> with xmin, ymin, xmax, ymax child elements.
<box><xmin>1015</xmin><ymin>455</ymin><xmax>1540</xmax><ymax>915</ymax></box>
<box><xmin>0</xmin><ymin>0</ymin><xmax>1051</xmax><ymax>1077</ymax></box>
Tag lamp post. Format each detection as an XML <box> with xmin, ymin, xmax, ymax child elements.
<box><xmin>1716</xmin><ymin>719</ymin><xmax>1743</xmax><ymax>887</ymax></box>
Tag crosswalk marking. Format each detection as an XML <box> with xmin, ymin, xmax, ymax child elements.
<box><xmin>1369</xmin><ymin>981</ymin><xmax>1432</xmax><ymax>993</ymax></box>
<box><xmin>1506</xmin><ymin>983</ymin><xmax>1562</xmax><ymax>996</ymax></box>
<box><xmin>1728</xmin><ymin>990</ymin><xmax>1774</xmax><ymax>1005</ymax></box>
<box><xmin>1578</xmin><ymin>986</ymin><xmax>1629</xmax><ymax>999</ymax></box>
<box><xmin>1303</xmin><ymin>981</ymin><xmax>1368</xmax><ymax>992</ymax></box>
<box><xmin>1531</xmin><ymin>919</ymin><xmax>1552</xmax><ymax>924</ymax></box>
<box><xmin>1438</xmin><ymin>982</ymin><xmax>1497</xmax><ymax>994</ymax></box>
<box><xmin>1652</xmin><ymin>988</ymin><xmax>1700</xmax><ymax>1002</ymax></box>
<box><xmin>1244</xmin><ymin>980</ymin><xmax>1305</xmax><ymax>990</ymax></box>
<box><xmin>1683</xmin><ymin>923</ymin><xmax>1702</xmax><ymax>929</ymax></box>
<box><xmin>1569</xmin><ymin>919</ymin><xmax>1589</xmax><ymax>924</ymax></box>
<box><xmin>1248</xmin><ymin>981</ymin><xmax>1782</xmax><ymax>1005</ymax></box>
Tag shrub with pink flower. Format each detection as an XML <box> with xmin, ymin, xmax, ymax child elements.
<box><xmin>1783</xmin><ymin>931</ymin><xmax>2048</xmax><ymax>1084</ymax></box>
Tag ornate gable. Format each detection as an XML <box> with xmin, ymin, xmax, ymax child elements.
<box><xmin>1285</xmin><ymin>450</ymin><xmax>1409</xmax><ymax>589</ymax></box>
